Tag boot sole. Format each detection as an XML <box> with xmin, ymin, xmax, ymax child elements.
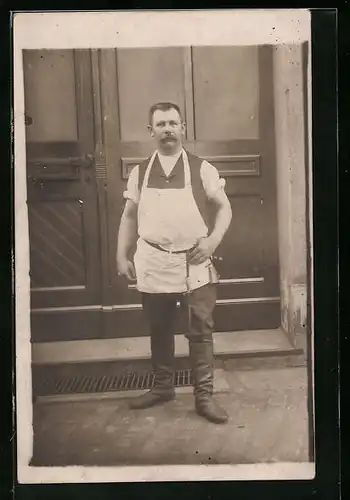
<box><xmin>196</xmin><ymin>408</ymin><xmax>229</xmax><ymax>424</ymax></box>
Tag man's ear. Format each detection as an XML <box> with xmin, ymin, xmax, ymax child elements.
<box><xmin>147</xmin><ymin>124</ymin><xmax>154</xmax><ymax>137</ymax></box>
<box><xmin>181</xmin><ymin>121</ymin><xmax>186</xmax><ymax>135</ymax></box>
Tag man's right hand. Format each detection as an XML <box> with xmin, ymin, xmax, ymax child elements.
<box><xmin>117</xmin><ymin>258</ymin><xmax>136</xmax><ymax>282</ymax></box>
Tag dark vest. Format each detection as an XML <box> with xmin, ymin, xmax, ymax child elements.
<box><xmin>137</xmin><ymin>150</ymin><xmax>214</xmax><ymax>231</ymax></box>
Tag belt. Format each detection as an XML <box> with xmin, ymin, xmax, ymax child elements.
<box><xmin>143</xmin><ymin>239</ymin><xmax>197</xmax><ymax>254</ymax></box>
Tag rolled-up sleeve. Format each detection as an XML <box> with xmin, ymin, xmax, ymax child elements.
<box><xmin>200</xmin><ymin>160</ymin><xmax>226</xmax><ymax>199</ymax></box>
<box><xmin>123</xmin><ymin>165</ymin><xmax>140</xmax><ymax>204</ymax></box>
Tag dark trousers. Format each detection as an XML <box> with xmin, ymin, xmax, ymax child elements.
<box><xmin>141</xmin><ymin>283</ymin><xmax>217</xmax><ymax>398</ymax></box>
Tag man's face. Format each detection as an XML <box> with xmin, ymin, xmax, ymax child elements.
<box><xmin>148</xmin><ymin>108</ymin><xmax>185</xmax><ymax>154</ymax></box>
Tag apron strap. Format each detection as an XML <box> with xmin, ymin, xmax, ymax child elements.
<box><xmin>138</xmin><ymin>155</ymin><xmax>153</xmax><ymax>192</ymax></box>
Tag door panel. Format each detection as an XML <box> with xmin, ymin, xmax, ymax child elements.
<box><xmin>218</xmin><ymin>195</ymin><xmax>264</xmax><ymax>277</ymax></box>
<box><xmin>23</xmin><ymin>50</ymin><xmax>78</xmax><ymax>143</ymax></box>
<box><xmin>24</xmin><ymin>50</ymin><xmax>102</xmax><ymax>337</ymax></box>
<box><xmin>28</xmin><ymin>201</ymin><xmax>86</xmax><ymax>288</ymax></box>
<box><xmin>117</xmin><ymin>48</ymin><xmax>186</xmax><ymax>141</ymax></box>
<box><xmin>192</xmin><ymin>46</ymin><xmax>259</xmax><ymax>140</ymax></box>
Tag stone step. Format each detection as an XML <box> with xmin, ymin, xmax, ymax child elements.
<box><xmin>32</xmin><ymin>328</ymin><xmax>303</xmax><ymax>365</ymax></box>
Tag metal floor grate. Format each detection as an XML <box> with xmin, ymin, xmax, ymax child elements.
<box><xmin>34</xmin><ymin>369</ymin><xmax>193</xmax><ymax>397</ymax></box>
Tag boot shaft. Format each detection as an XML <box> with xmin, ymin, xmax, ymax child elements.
<box><xmin>188</xmin><ymin>338</ymin><xmax>214</xmax><ymax>398</ymax></box>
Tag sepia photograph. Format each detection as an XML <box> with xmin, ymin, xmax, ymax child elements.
<box><xmin>14</xmin><ymin>10</ymin><xmax>314</xmax><ymax>483</ymax></box>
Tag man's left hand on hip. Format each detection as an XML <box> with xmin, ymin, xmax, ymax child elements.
<box><xmin>188</xmin><ymin>237</ymin><xmax>217</xmax><ymax>265</ymax></box>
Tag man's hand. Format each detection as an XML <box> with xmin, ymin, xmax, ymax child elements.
<box><xmin>117</xmin><ymin>258</ymin><xmax>136</xmax><ymax>282</ymax></box>
<box><xmin>116</xmin><ymin>199</ymin><xmax>138</xmax><ymax>282</ymax></box>
<box><xmin>188</xmin><ymin>187</ymin><xmax>232</xmax><ymax>266</ymax></box>
<box><xmin>188</xmin><ymin>237</ymin><xmax>217</xmax><ymax>265</ymax></box>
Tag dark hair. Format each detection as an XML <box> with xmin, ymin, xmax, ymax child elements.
<box><xmin>148</xmin><ymin>102</ymin><xmax>182</xmax><ymax>125</ymax></box>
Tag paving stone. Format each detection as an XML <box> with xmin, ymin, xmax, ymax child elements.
<box><xmin>31</xmin><ymin>367</ymin><xmax>311</xmax><ymax>466</ymax></box>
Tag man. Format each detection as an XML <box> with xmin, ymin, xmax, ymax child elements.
<box><xmin>117</xmin><ymin>102</ymin><xmax>232</xmax><ymax>424</ymax></box>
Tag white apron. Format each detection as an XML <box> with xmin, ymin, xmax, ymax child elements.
<box><xmin>134</xmin><ymin>150</ymin><xmax>218</xmax><ymax>294</ymax></box>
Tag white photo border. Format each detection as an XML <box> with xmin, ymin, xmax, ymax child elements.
<box><xmin>13</xmin><ymin>9</ymin><xmax>314</xmax><ymax>484</ymax></box>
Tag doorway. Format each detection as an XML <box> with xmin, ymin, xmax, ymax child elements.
<box><xmin>25</xmin><ymin>46</ymin><xmax>280</xmax><ymax>341</ymax></box>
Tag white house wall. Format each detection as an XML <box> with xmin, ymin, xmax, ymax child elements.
<box><xmin>273</xmin><ymin>43</ymin><xmax>308</xmax><ymax>350</ymax></box>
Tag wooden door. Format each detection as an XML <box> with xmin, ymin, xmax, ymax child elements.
<box><xmin>103</xmin><ymin>46</ymin><xmax>281</xmax><ymax>337</ymax></box>
<box><xmin>24</xmin><ymin>50</ymin><xmax>103</xmax><ymax>341</ymax></box>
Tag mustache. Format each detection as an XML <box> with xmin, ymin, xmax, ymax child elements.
<box><xmin>161</xmin><ymin>134</ymin><xmax>177</xmax><ymax>141</ymax></box>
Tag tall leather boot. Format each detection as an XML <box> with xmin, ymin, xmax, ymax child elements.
<box><xmin>129</xmin><ymin>295</ymin><xmax>176</xmax><ymax>410</ymax></box>
<box><xmin>129</xmin><ymin>332</ymin><xmax>176</xmax><ymax>409</ymax></box>
<box><xmin>189</xmin><ymin>338</ymin><xmax>228</xmax><ymax>424</ymax></box>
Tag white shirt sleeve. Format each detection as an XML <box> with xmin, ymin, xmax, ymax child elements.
<box><xmin>123</xmin><ymin>165</ymin><xmax>140</xmax><ymax>204</ymax></box>
<box><xmin>200</xmin><ymin>160</ymin><xmax>226</xmax><ymax>199</ymax></box>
